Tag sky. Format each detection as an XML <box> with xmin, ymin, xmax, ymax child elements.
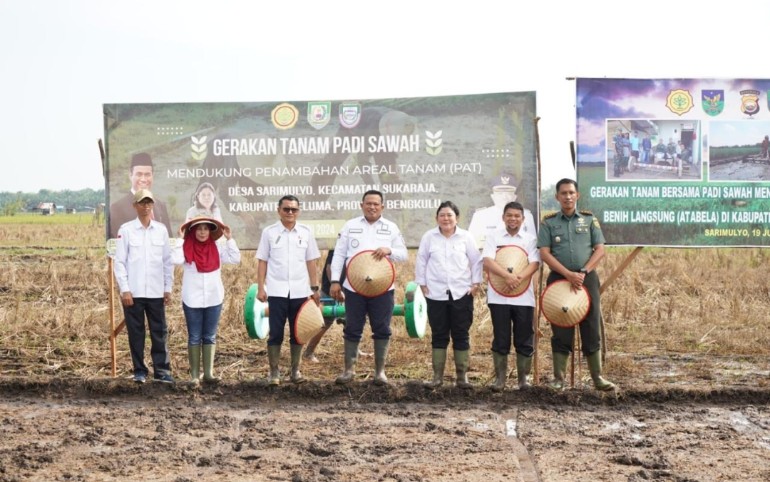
<box><xmin>1</xmin><ymin>0</ymin><xmax>769</xmax><ymax>193</ymax></box>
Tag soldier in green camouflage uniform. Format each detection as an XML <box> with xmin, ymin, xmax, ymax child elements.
<box><xmin>537</xmin><ymin>178</ymin><xmax>615</xmax><ymax>391</ymax></box>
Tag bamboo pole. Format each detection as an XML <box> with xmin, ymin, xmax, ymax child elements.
<box><xmin>533</xmin><ymin>116</ymin><xmax>543</xmax><ymax>385</ymax></box>
<box><xmin>108</xmin><ymin>257</ymin><xmax>117</xmax><ymax>377</ymax></box>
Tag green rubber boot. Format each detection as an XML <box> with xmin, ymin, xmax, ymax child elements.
<box><xmin>454</xmin><ymin>349</ymin><xmax>473</xmax><ymax>389</ymax></box>
<box><xmin>202</xmin><ymin>344</ymin><xmax>218</xmax><ymax>383</ymax></box>
<box><xmin>267</xmin><ymin>345</ymin><xmax>281</xmax><ymax>386</ymax></box>
<box><xmin>188</xmin><ymin>345</ymin><xmax>201</xmax><ymax>386</ymax></box>
<box><xmin>490</xmin><ymin>352</ymin><xmax>508</xmax><ymax>392</ymax></box>
<box><xmin>424</xmin><ymin>348</ymin><xmax>447</xmax><ymax>389</ymax></box>
<box><xmin>550</xmin><ymin>351</ymin><xmax>569</xmax><ymax>391</ymax></box>
<box><xmin>373</xmin><ymin>338</ymin><xmax>390</xmax><ymax>386</ymax></box>
<box><xmin>335</xmin><ymin>340</ymin><xmax>359</xmax><ymax>385</ymax></box>
<box><xmin>516</xmin><ymin>353</ymin><xmax>533</xmax><ymax>389</ymax></box>
<box><xmin>290</xmin><ymin>344</ymin><xmax>306</xmax><ymax>384</ymax></box>
<box><xmin>587</xmin><ymin>351</ymin><xmax>616</xmax><ymax>391</ymax></box>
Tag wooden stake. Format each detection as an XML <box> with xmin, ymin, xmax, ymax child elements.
<box><xmin>108</xmin><ymin>257</ymin><xmax>117</xmax><ymax>377</ymax></box>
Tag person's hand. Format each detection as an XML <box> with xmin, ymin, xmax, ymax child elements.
<box><xmin>312</xmin><ymin>291</ymin><xmax>321</xmax><ymax>306</ymax></box>
<box><xmin>120</xmin><ymin>292</ymin><xmax>134</xmax><ymax>307</ymax></box>
<box><xmin>222</xmin><ymin>225</ymin><xmax>232</xmax><ymax>240</ymax></box>
<box><xmin>257</xmin><ymin>285</ymin><xmax>267</xmax><ymax>303</ymax></box>
<box><xmin>371</xmin><ymin>247</ymin><xmax>391</xmax><ymax>260</ymax></box>
<box><xmin>330</xmin><ymin>282</ymin><xmax>344</xmax><ymax>302</ymax></box>
<box><xmin>505</xmin><ymin>273</ymin><xmax>522</xmax><ymax>291</ymax></box>
<box><xmin>569</xmin><ymin>271</ymin><xmax>585</xmax><ymax>292</ymax></box>
<box><xmin>470</xmin><ymin>283</ymin><xmax>481</xmax><ymax>297</ymax></box>
<box><xmin>178</xmin><ymin>227</ymin><xmax>185</xmax><ymax>238</ymax></box>
<box><xmin>163</xmin><ymin>292</ymin><xmax>171</xmax><ymax>306</ymax></box>
<box><xmin>420</xmin><ymin>285</ymin><xmax>429</xmax><ymax>297</ymax></box>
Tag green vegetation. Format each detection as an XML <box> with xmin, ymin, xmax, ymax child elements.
<box><xmin>0</xmin><ymin>188</ymin><xmax>105</xmax><ymax>214</ymax></box>
<box><xmin>710</xmin><ymin>146</ymin><xmax>759</xmax><ymax>160</ymax></box>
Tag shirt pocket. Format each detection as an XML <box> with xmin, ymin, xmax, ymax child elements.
<box><xmin>150</xmin><ymin>235</ymin><xmax>166</xmax><ymax>263</ymax></box>
<box><xmin>550</xmin><ymin>226</ymin><xmax>563</xmax><ymax>243</ymax></box>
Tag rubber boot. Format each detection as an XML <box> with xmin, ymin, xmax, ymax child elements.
<box><xmin>335</xmin><ymin>340</ymin><xmax>359</xmax><ymax>385</ymax></box>
<box><xmin>490</xmin><ymin>352</ymin><xmax>508</xmax><ymax>392</ymax></box>
<box><xmin>188</xmin><ymin>345</ymin><xmax>201</xmax><ymax>386</ymax></box>
<box><xmin>454</xmin><ymin>350</ymin><xmax>473</xmax><ymax>389</ymax></box>
<box><xmin>424</xmin><ymin>348</ymin><xmax>447</xmax><ymax>389</ymax></box>
<box><xmin>587</xmin><ymin>351</ymin><xmax>616</xmax><ymax>391</ymax></box>
<box><xmin>550</xmin><ymin>352</ymin><xmax>569</xmax><ymax>391</ymax></box>
<box><xmin>290</xmin><ymin>344</ymin><xmax>306</xmax><ymax>384</ymax></box>
<box><xmin>202</xmin><ymin>344</ymin><xmax>218</xmax><ymax>383</ymax></box>
<box><xmin>267</xmin><ymin>345</ymin><xmax>281</xmax><ymax>386</ymax></box>
<box><xmin>373</xmin><ymin>338</ymin><xmax>390</xmax><ymax>386</ymax></box>
<box><xmin>516</xmin><ymin>353</ymin><xmax>533</xmax><ymax>390</ymax></box>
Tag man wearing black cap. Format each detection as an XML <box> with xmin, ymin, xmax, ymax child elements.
<box><xmin>109</xmin><ymin>152</ymin><xmax>172</xmax><ymax>238</ymax></box>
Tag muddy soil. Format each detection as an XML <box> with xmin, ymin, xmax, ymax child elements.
<box><xmin>1</xmin><ymin>379</ymin><xmax>769</xmax><ymax>482</ymax></box>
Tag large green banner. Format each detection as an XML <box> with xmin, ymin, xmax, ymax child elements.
<box><xmin>104</xmin><ymin>92</ymin><xmax>538</xmax><ymax>249</ymax></box>
<box><xmin>576</xmin><ymin>78</ymin><xmax>770</xmax><ymax>246</ymax></box>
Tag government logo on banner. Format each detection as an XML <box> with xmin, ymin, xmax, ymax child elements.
<box><xmin>271</xmin><ymin>103</ymin><xmax>299</xmax><ymax>130</ymax></box>
<box><xmin>740</xmin><ymin>90</ymin><xmax>760</xmax><ymax>117</ymax></box>
<box><xmin>308</xmin><ymin>102</ymin><xmax>331</xmax><ymax>130</ymax></box>
<box><xmin>339</xmin><ymin>102</ymin><xmax>361</xmax><ymax>129</ymax></box>
<box><xmin>666</xmin><ymin>89</ymin><xmax>694</xmax><ymax>116</ymax></box>
<box><xmin>701</xmin><ymin>90</ymin><xmax>724</xmax><ymax>116</ymax></box>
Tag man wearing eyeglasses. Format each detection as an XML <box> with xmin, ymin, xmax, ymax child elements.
<box><xmin>329</xmin><ymin>190</ymin><xmax>408</xmax><ymax>385</ymax></box>
<box><xmin>256</xmin><ymin>195</ymin><xmax>321</xmax><ymax>386</ymax></box>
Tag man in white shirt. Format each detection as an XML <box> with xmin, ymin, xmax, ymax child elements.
<box><xmin>482</xmin><ymin>201</ymin><xmax>541</xmax><ymax>391</ymax></box>
<box><xmin>330</xmin><ymin>190</ymin><xmax>408</xmax><ymax>385</ymax></box>
<box><xmin>113</xmin><ymin>189</ymin><xmax>174</xmax><ymax>384</ymax></box>
<box><xmin>256</xmin><ymin>195</ymin><xmax>320</xmax><ymax>385</ymax></box>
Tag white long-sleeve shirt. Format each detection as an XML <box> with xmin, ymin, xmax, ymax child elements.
<box><xmin>415</xmin><ymin>226</ymin><xmax>482</xmax><ymax>301</ymax></box>
<box><xmin>113</xmin><ymin>218</ymin><xmax>173</xmax><ymax>297</ymax></box>
<box><xmin>171</xmin><ymin>238</ymin><xmax>241</xmax><ymax>308</ymax></box>
<box><xmin>331</xmin><ymin>216</ymin><xmax>408</xmax><ymax>293</ymax></box>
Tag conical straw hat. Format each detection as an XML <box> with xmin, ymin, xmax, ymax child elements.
<box><xmin>180</xmin><ymin>215</ymin><xmax>226</xmax><ymax>241</ymax></box>
<box><xmin>489</xmin><ymin>245</ymin><xmax>531</xmax><ymax>297</ymax></box>
<box><xmin>346</xmin><ymin>250</ymin><xmax>395</xmax><ymax>298</ymax></box>
<box><xmin>541</xmin><ymin>280</ymin><xmax>591</xmax><ymax>327</ymax></box>
<box><xmin>293</xmin><ymin>299</ymin><xmax>324</xmax><ymax>345</ymax></box>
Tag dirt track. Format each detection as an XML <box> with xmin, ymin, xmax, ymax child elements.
<box><xmin>1</xmin><ymin>379</ymin><xmax>769</xmax><ymax>482</ymax></box>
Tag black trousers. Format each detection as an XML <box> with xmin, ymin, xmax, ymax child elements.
<box><xmin>123</xmin><ymin>297</ymin><xmax>171</xmax><ymax>376</ymax></box>
<box><xmin>547</xmin><ymin>271</ymin><xmax>602</xmax><ymax>355</ymax></box>
<box><xmin>489</xmin><ymin>304</ymin><xmax>534</xmax><ymax>356</ymax></box>
<box><xmin>343</xmin><ymin>288</ymin><xmax>394</xmax><ymax>342</ymax></box>
<box><xmin>267</xmin><ymin>296</ymin><xmax>307</xmax><ymax>346</ymax></box>
<box><xmin>426</xmin><ymin>293</ymin><xmax>473</xmax><ymax>350</ymax></box>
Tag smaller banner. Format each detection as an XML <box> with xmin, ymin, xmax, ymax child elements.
<box><xmin>576</xmin><ymin>78</ymin><xmax>770</xmax><ymax>247</ymax></box>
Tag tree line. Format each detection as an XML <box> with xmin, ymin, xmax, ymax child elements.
<box><xmin>0</xmin><ymin>188</ymin><xmax>105</xmax><ymax>215</ymax></box>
